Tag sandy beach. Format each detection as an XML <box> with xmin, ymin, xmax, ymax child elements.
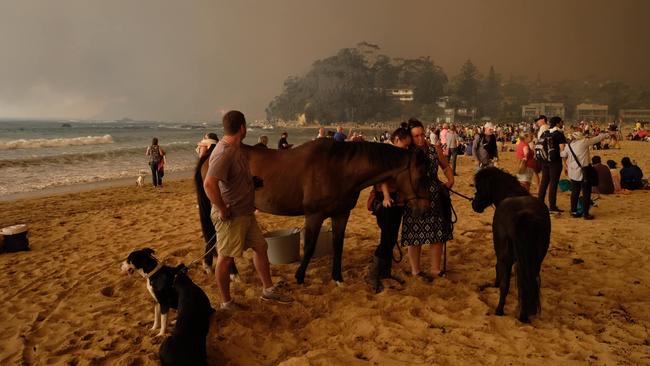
<box><xmin>0</xmin><ymin>140</ymin><xmax>648</xmax><ymax>366</ymax></box>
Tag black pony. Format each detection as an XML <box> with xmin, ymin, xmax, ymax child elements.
<box><xmin>472</xmin><ymin>167</ymin><xmax>550</xmax><ymax>323</ymax></box>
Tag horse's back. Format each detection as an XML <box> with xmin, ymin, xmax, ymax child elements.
<box><xmin>494</xmin><ymin>196</ymin><xmax>551</xmax><ymax>256</ymax></box>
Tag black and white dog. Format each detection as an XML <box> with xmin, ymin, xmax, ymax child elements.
<box><xmin>121</xmin><ymin>248</ymin><xmax>181</xmax><ymax>336</ymax></box>
<box><xmin>159</xmin><ymin>264</ymin><xmax>215</xmax><ymax>366</ymax></box>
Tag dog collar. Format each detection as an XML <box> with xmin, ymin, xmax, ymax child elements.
<box><xmin>145</xmin><ymin>262</ymin><xmax>164</xmax><ymax>279</ymax></box>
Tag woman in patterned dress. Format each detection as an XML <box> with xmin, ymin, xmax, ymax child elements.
<box><xmin>401</xmin><ymin>118</ymin><xmax>455</xmax><ymax>282</ymax></box>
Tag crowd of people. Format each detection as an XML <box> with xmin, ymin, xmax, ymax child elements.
<box><xmin>143</xmin><ymin>113</ymin><xmax>645</xmax><ymax>301</ymax></box>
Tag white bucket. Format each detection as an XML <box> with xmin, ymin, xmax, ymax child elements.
<box><xmin>1</xmin><ymin>224</ymin><xmax>29</xmax><ymax>252</ymax></box>
<box><xmin>264</xmin><ymin>228</ymin><xmax>300</xmax><ymax>264</ymax></box>
<box><xmin>301</xmin><ymin>226</ymin><xmax>333</xmax><ymax>258</ymax></box>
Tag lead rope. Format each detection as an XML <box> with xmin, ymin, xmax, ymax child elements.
<box><xmin>441</xmin><ymin>185</ymin><xmax>473</xmax><ymax>276</ymax></box>
<box><xmin>188</xmin><ymin>232</ymin><xmax>217</xmax><ymax>268</ymax></box>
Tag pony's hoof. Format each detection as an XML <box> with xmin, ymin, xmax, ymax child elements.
<box><xmin>519</xmin><ymin>315</ymin><xmax>531</xmax><ymax>323</ymax></box>
<box><xmin>495</xmin><ymin>308</ymin><xmax>504</xmax><ymax>316</ymax></box>
<box><xmin>229</xmin><ymin>273</ymin><xmax>241</xmax><ymax>282</ymax></box>
<box><xmin>294</xmin><ymin>273</ymin><xmax>305</xmax><ymax>285</ymax></box>
<box><xmin>334</xmin><ymin>281</ymin><xmax>345</xmax><ymax>287</ymax></box>
<box><xmin>202</xmin><ymin>263</ymin><xmax>214</xmax><ymax>276</ymax></box>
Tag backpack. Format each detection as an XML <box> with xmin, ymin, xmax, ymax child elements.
<box><xmin>534</xmin><ymin>130</ymin><xmax>555</xmax><ymax>162</ymax></box>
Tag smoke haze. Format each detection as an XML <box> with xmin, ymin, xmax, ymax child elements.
<box><xmin>1</xmin><ymin>0</ymin><xmax>648</xmax><ymax>120</ymax></box>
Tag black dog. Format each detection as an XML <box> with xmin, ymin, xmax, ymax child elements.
<box><xmin>159</xmin><ymin>264</ymin><xmax>215</xmax><ymax>366</ymax></box>
<box><xmin>121</xmin><ymin>248</ymin><xmax>180</xmax><ymax>336</ymax></box>
<box><xmin>472</xmin><ymin>167</ymin><xmax>550</xmax><ymax>323</ymax></box>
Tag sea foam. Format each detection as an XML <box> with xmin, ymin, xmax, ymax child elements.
<box><xmin>0</xmin><ymin>135</ymin><xmax>114</xmax><ymax>150</ymax></box>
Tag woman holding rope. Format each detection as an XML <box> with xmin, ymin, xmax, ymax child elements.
<box><xmin>402</xmin><ymin>118</ymin><xmax>455</xmax><ymax>282</ymax></box>
<box><xmin>366</xmin><ymin>125</ymin><xmax>412</xmax><ymax>293</ymax></box>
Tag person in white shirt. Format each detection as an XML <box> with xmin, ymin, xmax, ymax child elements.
<box><xmin>560</xmin><ymin>127</ymin><xmax>612</xmax><ymax>220</ymax></box>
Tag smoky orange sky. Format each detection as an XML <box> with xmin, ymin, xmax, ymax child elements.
<box><xmin>0</xmin><ymin>0</ymin><xmax>648</xmax><ymax>121</ymax></box>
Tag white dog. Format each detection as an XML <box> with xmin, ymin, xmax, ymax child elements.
<box><xmin>136</xmin><ymin>170</ymin><xmax>145</xmax><ymax>188</ymax></box>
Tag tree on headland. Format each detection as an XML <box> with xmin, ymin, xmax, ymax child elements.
<box><xmin>479</xmin><ymin>66</ymin><xmax>502</xmax><ymax>118</ymax></box>
<box><xmin>266</xmin><ymin>44</ymin><xmax>650</xmax><ymax>124</ymax></box>
<box><xmin>452</xmin><ymin>59</ymin><xmax>481</xmax><ymax>108</ymax></box>
<box><xmin>266</xmin><ymin>43</ymin><xmax>448</xmax><ymax>124</ymax></box>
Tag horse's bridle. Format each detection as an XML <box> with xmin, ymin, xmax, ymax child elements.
<box><xmin>401</xmin><ymin>151</ymin><xmax>474</xmax><ymax>203</ymax></box>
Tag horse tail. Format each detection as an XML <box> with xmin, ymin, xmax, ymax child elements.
<box><xmin>194</xmin><ymin>146</ymin><xmax>217</xmax><ymax>266</ymax></box>
<box><xmin>513</xmin><ymin>209</ymin><xmax>544</xmax><ymax>318</ymax></box>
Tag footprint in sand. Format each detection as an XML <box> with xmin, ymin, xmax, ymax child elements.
<box><xmin>100</xmin><ymin>286</ymin><xmax>114</xmax><ymax>297</ymax></box>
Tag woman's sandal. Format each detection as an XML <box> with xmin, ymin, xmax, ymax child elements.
<box><xmin>413</xmin><ymin>271</ymin><xmax>434</xmax><ymax>283</ymax></box>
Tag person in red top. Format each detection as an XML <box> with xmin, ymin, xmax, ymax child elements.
<box><xmin>515</xmin><ymin>133</ymin><xmax>535</xmax><ymax>191</ymax></box>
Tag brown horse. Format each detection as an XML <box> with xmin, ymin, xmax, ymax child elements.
<box><xmin>196</xmin><ymin>139</ymin><xmax>431</xmax><ymax>284</ymax></box>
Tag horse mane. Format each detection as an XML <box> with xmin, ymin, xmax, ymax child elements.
<box><xmin>475</xmin><ymin>167</ymin><xmax>530</xmax><ymax>201</ymax></box>
<box><xmin>307</xmin><ymin>139</ymin><xmax>409</xmax><ymax>172</ymax></box>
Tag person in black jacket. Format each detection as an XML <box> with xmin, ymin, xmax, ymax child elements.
<box><xmin>538</xmin><ymin>116</ymin><xmax>567</xmax><ymax>213</ymax></box>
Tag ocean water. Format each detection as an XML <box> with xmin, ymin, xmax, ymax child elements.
<box><xmin>0</xmin><ymin>120</ymin><xmax>334</xmax><ymax>197</ymax></box>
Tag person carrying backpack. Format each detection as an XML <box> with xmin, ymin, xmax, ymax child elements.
<box><xmin>536</xmin><ymin>116</ymin><xmax>567</xmax><ymax>213</ymax></box>
<box><xmin>472</xmin><ymin>122</ymin><xmax>498</xmax><ymax>170</ymax></box>
<box><xmin>146</xmin><ymin>137</ymin><xmax>166</xmax><ymax>187</ymax></box>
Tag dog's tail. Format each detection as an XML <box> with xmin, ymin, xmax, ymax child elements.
<box><xmin>513</xmin><ymin>209</ymin><xmax>548</xmax><ymax>320</ymax></box>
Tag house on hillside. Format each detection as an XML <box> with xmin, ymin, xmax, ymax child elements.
<box><xmin>438</xmin><ymin>107</ymin><xmax>477</xmax><ymax>123</ymax></box>
<box><xmin>387</xmin><ymin>88</ymin><xmax>414</xmax><ymax>102</ymax></box>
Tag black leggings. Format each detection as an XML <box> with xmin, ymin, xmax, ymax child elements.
<box><xmin>538</xmin><ymin>161</ymin><xmax>563</xmax><ymax>208</ymax></box>
<box><xmin>570</xmin><ymin>179</ymin><xmax>592</xmax><ymax>216</ymax></box>
<box><xmin>150</xmin><ymin>161</ymin><xmax>162</xmax><ymax>186</ymax></box>
<box><xmin>374</xmin><ymin>205</ymin><xmax>404</xmax><ymax>261</ymax></box>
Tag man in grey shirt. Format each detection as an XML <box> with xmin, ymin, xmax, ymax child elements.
<box><xmin>204</xmin><ymin>110</ymin><xmax>293</xmax><ymax>309</ymax></box>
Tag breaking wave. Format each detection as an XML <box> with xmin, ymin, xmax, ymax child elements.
<box><xmin>0</xmin><ymin>135</ymin><xmax>114</xmax><ymax>150</ymax></box>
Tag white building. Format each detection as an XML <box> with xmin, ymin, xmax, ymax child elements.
<box><xmin>576</xmin><ymin>103</ymin><xmax>608</xmax><ymax>122</ymax></box>
<box><xmin>522</xmin><ymin>103</ymin><xmax>566</xmax><ymax>120</ymax></box>
<box><xmin>619</xmin><ymin>109</ymin><xmax>650</xmax><ymax>123</ymax></box>
<box><xmin>387</xmin><ymin>89</ymin><xmax>414</xmax><ymax>102</ymax></box>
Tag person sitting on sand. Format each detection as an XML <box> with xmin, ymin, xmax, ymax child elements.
<box><xmin>196</xmin><ymin>132</ymin><xmax>219</xmax><ymax>158</ymax></box>
<box><xmin>620</xmin><ymin>157</ymin><xmax>644</xmax><ymax>190</ymax></box>
<box><xmin>591</xmin><ymin>156</ymin><xmax>614</xmax><ymax>195</ymax></box>
<box><xmin>607</xmin><ymin>160</ymin><xmax>622</xmax><ymax>192</ymax></box>
<box><xmin>366</xmin><ymin>124</ymin><xmax>411</xmax><ymax>293</ymax></box>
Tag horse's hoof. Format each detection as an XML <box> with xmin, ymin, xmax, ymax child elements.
<box><xmin>202</xmin><ymin>263</ymin><xmax>213</xmax><ymax>276</ymax></box>
<box><xmin>495</xmin><ymin>308</ymin><xmax>505</xmax><ymax>316</ymax></box>
<box><xmin>229</xmin><ymin>273</ymin><xmax>241</xmax><ymax>282</ymax></box>
<box><xmin>334</xmin><ymin>281</ymin><xmax>345</xmax><ymax>287</ymax></box>
<box><xmin>519</xmin><ymin>315</ymin><xmax>531</xmax><ymax>323</ymax></box>
<box><xmin>294</xmin><ymin>273</ymin><xmax>305</xmax><ymax>285</ymax></box>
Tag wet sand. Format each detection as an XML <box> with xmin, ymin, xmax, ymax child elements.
<box><xmin>0</xmin><ymin>141</ymin><xmax>648</xmax><ymax>365</ymax></box>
